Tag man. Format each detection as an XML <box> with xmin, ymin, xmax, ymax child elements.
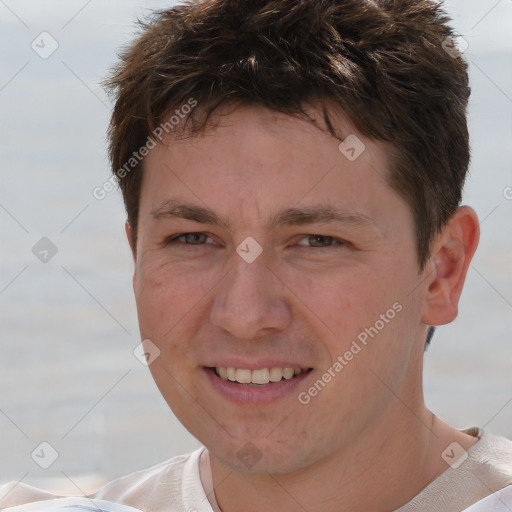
<box><xmin>1</xmin><ymin>0</ymin><xmax>511</xmax><ymax>511</ymax></box>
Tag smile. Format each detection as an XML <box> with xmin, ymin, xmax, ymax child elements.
<box><xmin>213</xmin><ymin>367</ymin><xmax>311</xmax><ymax>385</ymax></box>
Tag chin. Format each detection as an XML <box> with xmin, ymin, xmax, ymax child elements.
<box><xmin>207</xmin><ymin>432</ymin><xmax>318</xmax><ymax>475</ymax></box>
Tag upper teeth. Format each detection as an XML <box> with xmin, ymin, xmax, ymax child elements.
<box><xmin>216</xmin><ymin>367</ymin><xmax>305</xmax><ymax>385</ymax></box>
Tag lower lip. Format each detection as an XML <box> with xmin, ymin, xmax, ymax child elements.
<box><xmin>203</xmin><ymin>367</ymin><xmax>313</xmax><ymax>405</ymax></box>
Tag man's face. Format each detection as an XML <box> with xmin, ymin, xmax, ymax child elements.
<box><xmin>132</xmin><ymin>105</ymin><xmax>430</xmax><ymax>473</ymax></box>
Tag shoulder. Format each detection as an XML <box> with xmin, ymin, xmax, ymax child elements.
<box><xmin>91</xmin><ymin>448</ymin><xmax>203</xmax><ymax>509</ymax></box>
<box><xmin>397</xmin><ymin>428</ymin><xmax>512</xmax><ymax>512</ymax></box>
<box><xmin>469</xmin><ymin>428</ymin><xmax>512</xmax><ymax>476</ymax></box>
<box><xmin>0</xmin><ymin>448</ymin><xmax>205</xmax><ymax>512</ymax></box>
<box><xmin>0</xmin><ymin>481</ymin><xmax>60</xmax><ymax>509</ymax></box>
<box><xmin>463</xmin><ymin>484</ymin><xmax>512</xmax><ymax>511</ymax></box>
<box><xmin>93</xmin><ymin>447</ymin><xmax>209</xmax><ymax>512</ymax></box>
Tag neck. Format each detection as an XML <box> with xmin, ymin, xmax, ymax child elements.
<box><xmin>208</xmin><ymin>405</ymin><xmax>477</xmax><ymax>512</ymax></box>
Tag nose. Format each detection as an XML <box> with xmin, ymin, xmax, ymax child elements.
<box><xmin>209</xmin><ymin>254</ymin><xmax>292</xmax><ymax>340</ymax></box>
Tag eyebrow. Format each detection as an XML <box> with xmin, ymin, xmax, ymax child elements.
<box><xmin>150</xmin><ymin>199</ymin><xmax>378</xmax><ymax>232</ymax></box>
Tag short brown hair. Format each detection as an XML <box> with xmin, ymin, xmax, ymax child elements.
<box><xmin>105</xmin><ymin>0</ymin><xmax>470</xmax><ymax>268</ymax></box>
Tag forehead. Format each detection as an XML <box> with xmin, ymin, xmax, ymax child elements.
<box><xmin>139</xmin><ymin>104</ymin><xmax>404</xmax><ymax>232</ymax></box>
<box><xmin>171</xmin><ymin>102</ymin><xmax>383</xmax><ymax>159</ymax></box>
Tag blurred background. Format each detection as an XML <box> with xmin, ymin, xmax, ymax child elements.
<box><xmin>0</xmin><ymin>0</ymin><xmax>511</xmax><ymax>494</ymax></box>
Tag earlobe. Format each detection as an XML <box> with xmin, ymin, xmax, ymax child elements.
<box><xmin>421</xmin><ymin>206</ymin><xmax>480</xmax><ymax>326</ymax></box>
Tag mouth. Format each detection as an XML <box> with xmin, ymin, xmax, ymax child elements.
<box><xmin>208</xmin><ymin>366</ymin><xmax>313</xmax><ymax>386</ymax></box>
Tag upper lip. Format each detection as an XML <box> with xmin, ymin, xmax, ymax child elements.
<box><xmin>204</xmin><ymin>361</ymin><xmax>312</xmax><ymax>370</ymax></box>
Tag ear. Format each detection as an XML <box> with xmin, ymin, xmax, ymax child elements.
<box><xmin>125</xmin><ymin>220</ymin><xmax>136</xmax><ymax>262</ymax></box>
<box><xmin>125</xmin><ymin>220</ymin><xmax>138</xmax><ymax>292</ymax></box>
<box><xmin>421</xmin><ymin>206</ymin><xmax>480</xmax><ymax>326</ymax></box>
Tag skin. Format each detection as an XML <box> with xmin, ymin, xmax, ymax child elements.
<box><xmin>126</xmin><ymin>104</ymin><xmax>480</xmax><ymax>512</ymax></box>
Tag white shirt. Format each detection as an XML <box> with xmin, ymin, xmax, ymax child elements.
<box><xmin>1</xmin><ymin>428</ymin><xmax>511</xmax><ymax>512</ymax></box>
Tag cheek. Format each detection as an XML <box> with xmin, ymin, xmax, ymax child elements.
<box><xmin>134</xmin><ymin>257</ymin><xmax>218</xmax><ymax>342</ymax></box>
<box><xmin>135</xmin><ymin>262</ymin><xmax>206</xmax><ymax>397</ymax></box>
<box><xmin>289</xmin><ymin>260</ymin><xmax>420</xmax><ymax>377</ymax></box>
<box><xmin>277</xmin><ymin>262</ymin><xmax>395</xmax><ymax>342</ymax></box>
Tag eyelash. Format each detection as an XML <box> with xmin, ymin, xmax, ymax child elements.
<box><xmin>165</xmin><ymin>232</ymin><xmax>348</xmax><ymax>249</ymax></box>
